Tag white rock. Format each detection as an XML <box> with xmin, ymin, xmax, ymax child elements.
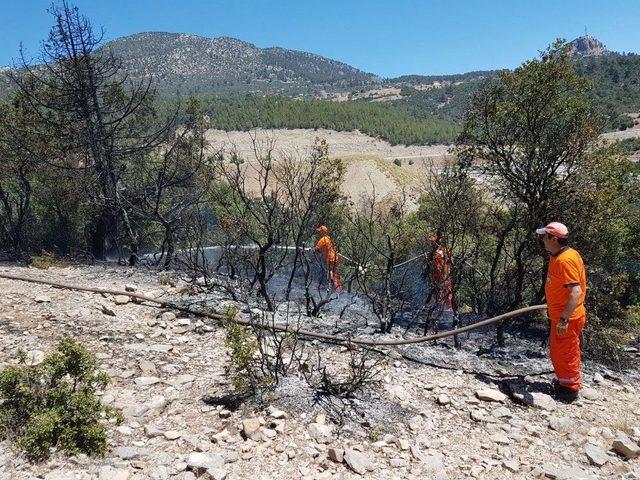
<box><xmin>584</xmin><ymin>444</ymin><xmax>610</xmax><ymax>466</ymax></box>
<box><xmin>613</xmin><ymin>436</ymin><xmax>640</xmax><ymax>459</ymax></box>
<box><xmin>99</xmin><ymin>466</ymin><xmax>130</xmax><ymax>480</ymax></box>
<box><xmin>502</xmin><ymin>459</ymin><xmax>519</xmax><ymax>472</ymax></box>
<box><xmin>187</xmin><ymin>452</ymin><xmax>225</xmax><ymax>473</ymax></box>
<box><xmin>161</xmin><ymin>312</ymin><xmax>177</xmax><ymax>322</ymax></box>
<box><xmin>114</xmin><ymin>295</ymin><xmax>130</xmax><ymax>305</ymax></box>
<box><xmin>475</xmin><ymin>388</ymin><xmax>507</xmax><ymax>403</ymax></box>
<box><xmin>164</xmin><ymin>430</ymin><xmax>182</xmax><ymax>440</ymax></box>
<box><xmin>344</xmin><ymin>449</ymin><xmax>373</xmax><ymax>475</ymax></box>
<box><xmin>328</xmin><ymin>447</ymin><xmax>344</xmax><ymax>463</ymax></box>
<box><xmin>206</xmin><ymin>467</ymin><xmax>227</xmax><ymax>480</ymax></box>
<box><xmin>101</xmin><ymin>304</ymin><xmax>116</xmax><ymax>316</ymax></box>
<box><xmin>134</xmin><ymin>376</ymin><xmax>161</xmax><ymax>386</ymax></box>
<box><xmin>125</xmin><ymin>284</ymin><xmax>137</xmax><ymax>292</ymax></box>
<box><xmin>242</xmin><ymin>418</ymin><xmax>262</xmax><ymax>441</ymax></box>
<box><xmin>139</xmin><ymin>360</ymin><xmax>157</xmax><ymax>376</ymax></box>
<box><xmin>308</xmin><ymin>422</ymin><xmax>333</xmax><ymax>444</ymax></box>
<box><xmin>35</xmin><ymin>295</ymin><xmax>51</xmax><ymax>303</ymax></box>
<box><xmin>437</xmin><ymin>394</ymin><xmax>450</xmax><ymax>405</ymax></box>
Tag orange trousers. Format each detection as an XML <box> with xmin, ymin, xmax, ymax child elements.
<box><xmin>328</xmin><ymin>260</ymin><xmax>342</xmax><ymax>291</ymax></box>
<box><xmin>549</xmin><ymin>315</ymin><xmax>586</xmax><ymax>392</ymax></box>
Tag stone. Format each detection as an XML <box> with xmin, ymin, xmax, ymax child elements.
<box><xmin>343</xmin><ymin>449</ymin><xmax>373</xmax><ymax>475</ymax></box>
<box><xmin>161</xmin><ymin>312</ymin><xmax>177</xmax><ymax>322</ymax></box>
<box><xmin>113</xmin><ymin>446</ymin><xmax>147</xmax><ymax>460</ymax></box>
<box><xmin>389</xmin><ymin>457</ymin><xmax>408</xmax><ymax>468</ymax></box>
<box><xmin>437</xmin><ymin>394</ymin><xmax>450</xmax><ymax>405</ymax></box>
<box><xmin>145</xmin><ymin>424</ymin><xmax>166</xmax><ymax>438</ymax></box>
<box><xmin>548</xmin><ymin>416</ymin><xmax>573</xmax><ymax>433</ymax></box>
<box><xmin>242</xmin><ymin>418</ymin><xmax>262</xmax><ymax>441</ymax></box>
<box><xmin>509</xmin><ymin>385</ymin><xmax>557</xmax><ymax>410</ymax></box>
<box><xmin>502</xmin><ymin>459</ymin><xmax>519</xmax><ymax>472</ymax></box>
<box><xmin>219</xmin><ymin>409</ymin><xmax>231</xmax><ymax>419</ymax></box>
<box><xmin>421</xmin><ymin>450</ymin><xmax>445</xmax><ymax>474</ymax></box>
<box><xmin>308</xmin><ymin>422</ymin><xmax>333</xmax><ymax>444</ymax></box>
<box><xmin>396</xmin><ymin>438</ymin><xmax>410</xmax><ymax>450</ymax></box>
<box><xmin>470</xmin><ymin>410</ymin><xmax>487</xmax><ymax>422</ymax></box>
<box><xmin>99</xmin><ymin>466</ymin><xmax>130</xmax><ymax>480</ymax></box>
<box><xmin>267</xmin><ymin>406</ymin><xmax>287</xmax><ymax>419</ymax></box>
<box><xmin>542</xmin><ymin>463</ymin><xmax>592</xmax><ymax>480</ymax></box>
<box><xmin>476</xmin><ymin>388</ymin><xmax>507</xmax><ymax>403</ymax></box>
<box><xmin>101</xmin><ymin>304</ymin><xmax>116</xmax><ymax>316</ymax></box>
<box><xmin>164</xmin><ymin>430</ymin><xmax>182</xmax><ymax>440</ymax></box>
<box><xmin>492</xmin><ymin>406</ymin><xmax>512</xmax><ymax>418</ymax></box>
<box><xmin>580</xmin><ymin>387</ymin><xmax>602</xmax><ymax>401</ymax></box>
<box><xmin>167</xmin><ymin>374</ymin><xmax>196</xmax><ymax>387</ymax></box>
<box><xmin>187</xmin><ymin>452</ymin><xmax>225</xmax><ymax>474</ymax></box>
<box><xmin>328</xmin><ymin>447</ymin><xmax>344</xmax><ymax>463</ymax></box>
<box><xmin>490</xmin><ymin>432</ymin><xmax>510</xmax><ymax>445</ymax></box>
<box><xmin>584</xmin><ymin>444</ymin><xmax>610</xmax><ymax>466</ymax></box>
<box><xmin>593</xmin><ymin>373</ymin><xmax>605</xmax><ymax>383</ymax></box>
<box><xmin>206</xmin><ymin>468</ymin><xmax>228</xmax><ymax>480</ymax></box>
<box><xmin>35</xmin><ymin>295</ymin><xmax>51</xmax><ymax>303</ymax></box>
<box><xmin>148</xmin><ymin>344</ymin><xmax>173</xmax><ymax>353</ymax></box>
<box><xmin>139</xmin><ymin>360</ymin><xmax>157</xmax><ymax>376</ymax></box>
<box><xmin>134</xmin><ymin>376</ymin><xmax>161</xmax><ymax>386</ymax></box>
<box><xmin>114</xmin><ymin>295</ymin><xmax>130</xmax><ymax>305</ymax></box>
<box><xmin>613</xmin><ymin>436</ymin><xmax>640</xmax><ymax>459</ymax></box>
<box><xmin>125</xmin><ymin>284</ymin><xmax>137</xmax><ymax>292</ymax></box>
<box><xmin>26</xmin><ymin>350</ymin><xmax>45</xmax><ymax>366</ymax></box>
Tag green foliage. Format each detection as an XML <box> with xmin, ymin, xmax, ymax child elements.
<box><xmin>0</xmin><ymin>338</ymin><xmax>119</xmax><ymax>461</ymax></box>
<box><xmin>393</xmin><ymin>158</ymin><xmax>402</xmax><ymax>167</ymax></box>
<box><xmin>617</xmin><ymin>137</ymin><xmax>640</xmax><ymax>154</ymax></box>
<box><xmin>222</xmin><ymin>307</ymin><xmax>260</xmax><ymax>393</ymax></box>
<box><xmin>159</xmin><ymin>94</ymin><xmax>460</xmax><ymax>145</ymax></box>
<box><xmin>29</xmin><ymin>251</ymin><xmax>67</xmax><ymax>269</ymax></box>
<box><xmin>612</xmin><ymin>114</ymin><xmax>634</xmax><ymax>131</ymax></box>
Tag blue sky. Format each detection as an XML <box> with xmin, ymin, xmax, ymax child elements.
<box><xmin>3</xmin><ymin>0</ymin><xmax>639</xmax><ymax>77</ymax></box>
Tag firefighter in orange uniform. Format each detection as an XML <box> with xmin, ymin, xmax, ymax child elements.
<box><xmin>537</xmin><ymin>222</ymin><xmax>587</xmax><ymax>401</ymax></box>
<box><xmin>429</xmin><ymin>234</ymin><xmax>453</xmax><ymax>311</ymax></box>
<box><xmin>315</xmin><ymin>225</ymin><xmax>342</xmax><ymax>291</ymax></box>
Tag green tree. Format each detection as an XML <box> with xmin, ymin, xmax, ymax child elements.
<box><xmin>457</xmin><ymin>40</ymin><xmax>600</xmax><ymax>344</ymax></box>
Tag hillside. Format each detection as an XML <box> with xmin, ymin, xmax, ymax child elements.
<box><xmin>103</xmin><ymin>32</ymin><xmax>379</xmax><ymax>95</ymax></box>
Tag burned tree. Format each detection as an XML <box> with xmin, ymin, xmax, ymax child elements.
<box><xmin>9</xmin><ymin>1</ymin><xmax>171</xmax><ymax>261</ymax></box>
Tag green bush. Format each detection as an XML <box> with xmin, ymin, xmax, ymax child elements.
<box><xmin>393</xmin><ymin>158</ymin><xmax>402</xmax><ymax>167</ymax></box>
<box><xmin>0</xmin><ymin>338</ymin><xmax>120</xmax><ymax>460</ymax></box>
<box><xmin>29</xmin><ymin>251</ymin><xmax>67</xmax><ymax>270</ymax></box>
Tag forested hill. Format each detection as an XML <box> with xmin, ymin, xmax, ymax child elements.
<box><xmin>102</xmin><ymin>32</ymin><xmax>380</xmax><ymax>95</ymax></box>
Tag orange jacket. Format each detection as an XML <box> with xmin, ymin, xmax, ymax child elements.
<box><xmin>315</xmin><ymin>235</ymin><xmax>338</xmax><ymax>264</ymax></box>
<box><xmin>545</xmin><ymin>247</ymin><xmax>587</xmax><ymax>320</ymax></box>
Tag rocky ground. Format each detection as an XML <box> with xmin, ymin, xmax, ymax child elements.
<box><xmin>1</xmin><ymin>263</ymin><xmax>639</xmax><ymax>480</ymax></box>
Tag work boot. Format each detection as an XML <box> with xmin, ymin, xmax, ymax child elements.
<box><xmin>553</xmin><ymin>382</ymin><xmax>579</xmax><ymax>403</ymax></box>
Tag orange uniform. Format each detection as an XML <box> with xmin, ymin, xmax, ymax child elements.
<box><xmin>315</xmin><ymin>226</ymin><xmax>341</xmax><ymax>291</ymax></box>
<box><xmin>432</xmin><ymin>245</ymin><xmax>453</xmax><ymax>310</ymax></box>
<box><xmin>545</xmin><ymin>247</ymin><xmax>587</xmax><ymax>392</ymax></box>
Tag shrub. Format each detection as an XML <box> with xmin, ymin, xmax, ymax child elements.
<box><xmin>0</xmin><ymin>338</ymin><xmax>120</xmax><ymax>460</ymax></box>
<box><xmin>393</xmin><ymin>158</ymin><xmax>402</xmax><ymax>167</ymax></box>
<box><xmin>29</xmin><ymin>251</ymin><xmax>66</xmax><ymax>269</ymax></box>
<box><xmin>223</xmin><ymin>307</ymin><xmax>260</xmax><ymax>393</ymax></box>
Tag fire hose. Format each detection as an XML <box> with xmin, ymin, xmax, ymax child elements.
<box><xmin>0</xmin><ymin>271</ymin><xmax>546</xmax><ymax>347</ymax></box>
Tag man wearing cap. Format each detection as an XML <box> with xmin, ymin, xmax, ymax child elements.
<box><xmin>536</xmin><ymin>222</ymin><xmax>587</xmax><ymax>400</ymax></box>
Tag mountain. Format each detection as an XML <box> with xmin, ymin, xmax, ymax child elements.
<box><xmin>102</xmin><ymin>32</ymin><xmax>379</xmax><ymax>95</ymax></box>
<box><xmin>567</xmin><ymin>35</ymin><xmax>609</xmax><ymax>57</ymax></box>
